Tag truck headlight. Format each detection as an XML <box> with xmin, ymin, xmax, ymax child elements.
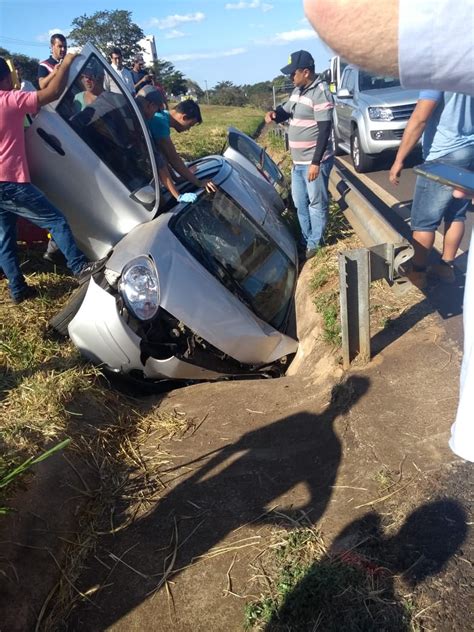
<box><xmin>368</xmin><ymin>107</ymin><xmax>394</xmax><ymax>121</ymax></box>
<box><xmin>119</xmin><ymin>256</ymin><xmax>160</xmax><ymax>321</ymax></box>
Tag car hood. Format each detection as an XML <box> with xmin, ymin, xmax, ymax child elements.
<box><xmin>107</xmin><ymin>216</ymin><xmax>298</xmax><ymax>365</ymax></box>
<box><xmin>358</xmin><ymin>87</ymin><xmax>420</xmax><ymax>107</ymax></box>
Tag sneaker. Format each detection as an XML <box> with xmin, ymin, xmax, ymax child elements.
<box><xmin>77</xmin><ymin>258</ymin><xmax>107</xmax><ymax>284</ymax></box>
<box><xmin>11</xmin><ymin>285</ymin><xmax>38</xmax><ymax>304</ymax></box>
<box><xmin>305</xmin><ymin>247</ymin><xmax>319</xmax><ymax>260</ymax></box>
<box><xmin>428</xmin><ymin>260</ymin><xmax>456</xmax><ymax>283</ymax></box>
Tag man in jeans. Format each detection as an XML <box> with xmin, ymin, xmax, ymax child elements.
<box><xmin>265</xmin><ymin>50</ymin><xmax>334</xmax><ymax>259</ymax></box>
<box><xmin>0</xmin><ymin>54</ymin><xmax>93</xmax><ymax>303</ymax></box>
<box><xmin>389</xmin><ymin>91</ymin><xmax>474</xmax><ymax>288</ymax></box>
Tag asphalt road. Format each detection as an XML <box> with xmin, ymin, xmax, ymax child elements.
<box><xmin>337</xmin><ymin>154</ymin><xmax>473</xmax><ymax>346</ymax></box>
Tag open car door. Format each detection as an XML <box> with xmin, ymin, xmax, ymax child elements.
<box><xmin>25</xmin><ymin>43</ymin><xmax>160</xmax><ymax>260</ymax></box>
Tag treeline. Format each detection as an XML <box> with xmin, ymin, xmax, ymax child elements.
<box><xmin>1</xmin><ymin>9</ymin><xmax>290</xmax><ymax>108</ymax></box>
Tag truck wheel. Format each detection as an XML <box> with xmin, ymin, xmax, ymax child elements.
<box><xmin>350</xmin><ymin>128</ymin><xmax>374</xmax><ymax>173</ymax></box>
<box><xmin>49</xmin><ymin>282</ymin><xmax>89</xmax><ymax>336</ymax></box>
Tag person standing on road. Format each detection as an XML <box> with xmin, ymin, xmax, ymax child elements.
<box><xmin>0</xmin><ymin>55</ymin><xmax>96</xmax><ymax>304</ymax></box>
<box><xmin>389</xmin><ymin>91</ymin><xmax>474</xmax><ymax>288</ymax></box>
<box><xmin>130</xmin><ymin>55</ymin><xmax>152</xmax><ymax>94</ymax></box>
<box><xmin>265</xmin><ymin>50</ymin><xmax>334</xmax><ymax>260</ymax></box>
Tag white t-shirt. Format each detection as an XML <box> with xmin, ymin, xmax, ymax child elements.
<box><xmin>399</xmin><ymin>0</ymin><xmax>474</xmax><ymax>95</ymax></box>
<box><xmin>104</xmin><ymin>65</ymin><xmax>135</xmax><ymax>95</ymax></box>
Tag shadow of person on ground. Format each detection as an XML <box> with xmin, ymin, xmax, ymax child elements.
<box><xmin>66</xmin><ymin>375</ymin><xmax>370</xmax><ymax>630</ymax></box>
<box><xmin>264</xmin><ymin>499</ymin><xmax>468</xmax><ymax>631</ymax></box>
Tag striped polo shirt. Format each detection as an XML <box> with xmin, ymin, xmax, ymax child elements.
<box><xmin>281</xmin><ymin>78</ymin><xmax>334</xmax><ymax>164</ymax></box>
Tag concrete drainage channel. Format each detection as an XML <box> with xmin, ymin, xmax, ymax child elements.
<box><xmin>329</xmin><ymin>158</ymin><xmax>414</xmax><ymax>367</ymax></box>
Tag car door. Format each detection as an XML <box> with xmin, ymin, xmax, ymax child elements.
<box><xmin>335</xmin><ymin>68</ymin><xmax>356</xmax><ymax>143</ymax></box>
<box><xmin>25</xmin><ymin>43</ymin><xmax>160</xmax><ymax>260</ymax></box>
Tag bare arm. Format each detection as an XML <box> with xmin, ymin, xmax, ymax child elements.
<box><xmin>38</xmin><ymin>68</ymin><xmax>59</xmax><ymax>89</ymax></box>
<box><xmin>304</xmin><ymin>0</ymin><xmax>399</xmax><ymax>77</ymax></box>
<box><xmin>158</xmin><ymin>163</ymin><xmax>181</xmax><ymax>200</ymax></box>
<box><xmin>36</xmin><ymin>53</ymin><xmax>78</xmax><ymax>107</ymax></box>
<box><xmin>157</xmin><ymin>135</ymin><xmax>219</xmax><ymax>193</ymax></box>
<box><xmin>389</xmin><ymin>98</ymin><xmax>439</xmax><ymax>184</ymax></box>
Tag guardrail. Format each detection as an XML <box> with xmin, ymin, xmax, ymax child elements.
<box><xmin>329</xmin><ymin>160</ymin><xmax>414</xmax><ymax>368</ymax></box>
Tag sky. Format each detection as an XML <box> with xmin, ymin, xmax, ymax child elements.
<box><xmin>0</xmin><ymin>0</ymin><xmax>334</xmax><ymax>88</ymax></box>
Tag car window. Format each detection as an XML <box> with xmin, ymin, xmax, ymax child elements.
<box><xmin>56</xmin><ymin>54</ymin><xmax>153</xmax><ymax>193</ymax></box>
<box><xmin>228</xmin><ymin>129</ymin><xmax>283</xmax><ymax>185</ymax></box>
<box><xmin>341</xmin><ymin>69</ymin><xmax>355</xmax><ymax>93</ymax></box>
<box><xmin>358</xmin><ymin>71</ymin><xmax>401</xmax><ymax>91</ymax></box>
<box><xmin>171</xmin><ymin>190</ymin><xmax>296</xmax><ymax>330</ymax></box>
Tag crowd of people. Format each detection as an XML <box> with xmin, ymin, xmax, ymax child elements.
<box><xmin>1</xmin><ymin>9</ymin><xmax>473</xmax><ymax>463</ymax></box>
<box><xmin>0</xmin><ymin>33</ymin><xmax>215</xmax><ymax>302</ymax></box>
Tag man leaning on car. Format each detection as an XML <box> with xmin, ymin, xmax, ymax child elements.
<box><xmin>0</xmin><ymin>55</ymin><xmax>99</xmax><ymax>304</ymax></box>
<box><xmin>265</xmin><ymin>50</ymin><xmax>334</xmax><ymax>260</ymax></box>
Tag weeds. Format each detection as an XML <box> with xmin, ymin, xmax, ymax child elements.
<box><xmin>313</xmin><ymin>291</ymin><xmax>341</xmax><ymax>346</ymax></box>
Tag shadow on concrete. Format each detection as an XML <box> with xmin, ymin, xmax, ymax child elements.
<box><xmin>66</xmin><ymin>375</ymin><xmax>370</xmax><ymax>630</ymax></box>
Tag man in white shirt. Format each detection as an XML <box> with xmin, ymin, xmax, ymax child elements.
<box><xmin>104</xmin><ymin>47</ymin><xmax>135</xmax><ymax>95</ymax></box>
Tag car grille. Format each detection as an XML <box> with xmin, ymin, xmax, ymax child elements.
<box><xmin>390</xmin><ymin>104</ymin><xmax>416</xmax><ymax>120</ymax></box>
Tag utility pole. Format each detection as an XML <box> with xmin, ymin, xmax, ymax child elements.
<box><xmin>205</xmin><ymin>80</ymin><xmax>210</xmax><ymax>105</ymax></box>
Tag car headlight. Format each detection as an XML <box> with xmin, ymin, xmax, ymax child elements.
<box><xmin>118</xmin><ymin>256</ymin><xmax>160</xmax><ymax>321</ymax></box>
<box><xmin>368</xmin><ymin>107</ymin><xmax>394</xmax><ymax>121</ymax></box>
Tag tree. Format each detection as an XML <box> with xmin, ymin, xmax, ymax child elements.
<box><xmin>68</xmin><ymin>10</ymin><xmax>144</xmax><ymax>63</ymax></box>
<box><xmin>0</xmin><ymin>46</ymin><xmax>39</xmax><ymax>85</ymax></box>
<box><xmin>151</xmin><ymin>59</ymin><xmax>187</xmax><ymax>96</ymax></box>
<box><xmin>211</xmin><ymin>81</ymin><xmax>247</xmax><ymax>107</ymax></box>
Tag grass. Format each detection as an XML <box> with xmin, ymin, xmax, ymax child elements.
<box><xmin>244</xmin><ymin>517</ymin><xmax>418</xmax><ymax>632</ymax></box>
<box><xmin>172</xmin><ymin>104</ymin><xmax>264</xmax><ymax>159</ymax></box>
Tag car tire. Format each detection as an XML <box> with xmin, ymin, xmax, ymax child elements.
<box><xmin>350</xmin><ymin>128</ymin><xmax>374</xmax><ymax>173</ymax></box>
<box><xmin>48</xmin><ymin>282</ymin><xmax>89</xmax><ymax>336</ymax></box>
<box><xmin>332</xmin><ymin>125</ymin><xmax>345</xmax><ymax>157</ymax></box>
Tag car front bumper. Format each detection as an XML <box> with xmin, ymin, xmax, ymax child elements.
<box><xmin>68</xmin><ymin>277</ymin><xmax>223</xmax><ymax>381</ymax></box>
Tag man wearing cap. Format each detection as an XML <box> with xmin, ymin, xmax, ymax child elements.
<box><xmin>265</xmin><ymin>50</ymin><xmax>334</xmax><ymax>259</ymax></box>
<box><xmin>136</xmin><ymin>86</ymin><xmax>197</xmax><ymax>204</ymax></box>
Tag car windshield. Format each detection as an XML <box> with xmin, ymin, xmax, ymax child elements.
<box><xmin>57</xmin><ymin>54</ymin><xmax>153</xmax><ymax>193</ymax></box>
<box><xmin>358</xmin><ymin>71</ymin><xmax>401</xmax><ymax>91</ymax></box>
<box><xmin>171</xmin><ymin>190</ymin><xmax>296</xmax><ymax>330</ymax></box>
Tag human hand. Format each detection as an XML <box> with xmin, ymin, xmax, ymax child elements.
<box><xmin>202</xmin><ymin>179</ymin><xmax>217</xmax><ymax>193</ymax></box>
<box><xmin>178</xmin><ymin>192</ymin><xmax>198</xmax><ymax>203</ymax></box>
<box><xmin>389</xmin><ymin>160</ymin><xmax>403</xmax><ymax>185</ymax></box>
<box><xmin>308</xmin><ymin>164</ymin><xmax>320</xmax><ymax>181</ymax></box>
<box><xmin>453</xmin><ymin>189</ymin><xmax>474</xmax><ymax>200</ymax></box>
<box><xmin>265</xmin><ymin>111</ymin><xmax>276</xmax><ymax>124</ymax></box>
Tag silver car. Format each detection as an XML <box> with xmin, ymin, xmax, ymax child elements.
<box><xmin>25</xmin><ymin>45</ymin><xmax>298</xmax><ymax>384</ymax></box>
<box><xmin>333</xmin><ymin>64</ymin><xmax>419</xmax><ymax>172</ymax></box>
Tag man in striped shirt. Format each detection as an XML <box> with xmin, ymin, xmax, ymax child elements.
<box><xmin>266</xmin><ymin>50</ymin><xmax>334</xmax><ymax>259</ymax></box>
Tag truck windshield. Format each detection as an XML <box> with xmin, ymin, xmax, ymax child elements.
<box><xmin>171</xmin><ymin>190</ymin><xmax>296</xmax><ymax>330</ymax></box>
<box><xmin>359</xmin><ymin>72</ymin><xmax>401</xmax><ymax>91</ymax></box>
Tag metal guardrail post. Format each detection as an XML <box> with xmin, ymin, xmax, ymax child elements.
<box><xmin>339</xmin><ymin>249</ymin><xmax>371</xmax><ymax>368</ymax></box>
<box><xmin>330</xmin><ymin>162</ymin><xmax>415</xmax><ymax>365</ymax></box>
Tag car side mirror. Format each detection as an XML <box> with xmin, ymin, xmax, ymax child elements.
<box><xmin>130</xmin><ymin>184</ymin><xmax>155</xmax><ymax>210</ymax></box>
<box><xmin>337</xmin><ymin>88</ymin><xmax>352</xmax><ymax>99</ymax></box>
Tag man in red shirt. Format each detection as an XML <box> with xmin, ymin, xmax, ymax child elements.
<box><xmin>0</xmin><ymin>54</ymin><xmax>92</xmax><ymax>303</ymax></box>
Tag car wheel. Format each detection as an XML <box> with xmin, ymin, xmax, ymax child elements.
<box><xmin>332</xmin><ymin>125</ymin><xmax>345</xmax><ymax>157</ymax></box>
<box><xmin>48</xmin><ymin>282</ymin><xmax>89</xmax><ymax>336</ymax></box>
<box><xmin>350</xmin><ymin>128</ymin><xmax>374</xmax><ymax>173</ymax></box>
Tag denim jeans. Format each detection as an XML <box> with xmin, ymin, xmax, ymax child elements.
<box><xmin>0</xmin><ymin>182</ymin><xmax>87</xmax><ymax>299</ymax></box>
<box><xmin>291</xmin><ymin>159</ymin><xmax>334</xmax><ymax>250</ymax></box>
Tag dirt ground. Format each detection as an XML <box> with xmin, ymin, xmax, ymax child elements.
<box><xmin>0</xmin><ymin>255</ymin><xmax>472</xmax><ymax>631</ymax></box>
